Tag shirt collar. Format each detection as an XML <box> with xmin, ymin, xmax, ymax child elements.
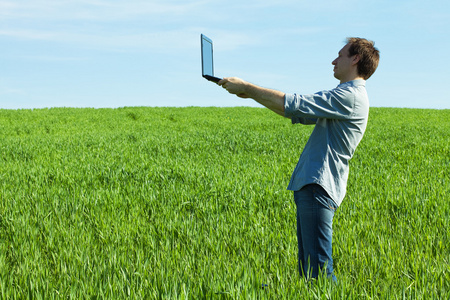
<box><xmin>338</xmin><ymin>79</ymin><xmax>366</xmax><ymax>88</ymax></box>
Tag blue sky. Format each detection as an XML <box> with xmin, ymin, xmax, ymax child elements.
<box><xmin>1</xmin><ymin>0</ymin><xmax>449</xmax><ymax>110</ymax></box>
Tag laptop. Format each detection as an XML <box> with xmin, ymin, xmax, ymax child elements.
<box><xmin>201</xmin><ymin>34</ymin><xmax>222</xmax><ymax>83</ymax></box>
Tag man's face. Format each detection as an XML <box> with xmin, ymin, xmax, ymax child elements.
<box><xmin>332</xmin><ymin>43</ymin><xmax>356</xmax><ymax>81</ymax></box>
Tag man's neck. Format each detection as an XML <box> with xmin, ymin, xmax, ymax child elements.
<box><xmin>340</xmin><ymin>76</ymin><xmax>365</xmax><ymax>84</ymax></box>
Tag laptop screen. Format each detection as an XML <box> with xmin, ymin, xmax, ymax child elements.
<box><xmin>201</xmin><ymin>34</ymin><xmax>214</xmax><ymax>77</ymax></box>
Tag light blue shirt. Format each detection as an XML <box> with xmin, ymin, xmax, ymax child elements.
<box><xmin>284</xmin><ymin>80</ymin><xmax>369</xmax><ymax>206</ymax></box>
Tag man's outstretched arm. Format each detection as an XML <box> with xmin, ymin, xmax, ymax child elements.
<box><xmin>218</xmin><ymin>77</ymin><xmax>286</xmax><ymax>117</ymax></box>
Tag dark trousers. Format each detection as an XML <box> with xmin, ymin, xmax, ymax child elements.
<box><xmin>294</xmin><ymin>184</ymin><xmax>337</xmax><ymax>281</ymax></box>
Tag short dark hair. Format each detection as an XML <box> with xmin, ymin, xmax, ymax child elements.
<box><xmin>346</xmin><ymin>37</ymin><xmax>380</xmax><ymax>80</ymax></box>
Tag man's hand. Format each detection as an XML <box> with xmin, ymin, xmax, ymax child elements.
<box><xmin>217</xmin><ymin>77</ymin><xmax>286</xmax><ymax>117</ymax></box>
<box><xmin>218</xmin><ymin>77</ymin><xmax>250</xmax><ymax>98</ymax></box>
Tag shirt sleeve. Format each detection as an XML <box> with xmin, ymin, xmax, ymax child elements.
<box><xmin>284</xmin><ymin>87</ymin><xmax>355</xmax><ymax>120</ymax></box>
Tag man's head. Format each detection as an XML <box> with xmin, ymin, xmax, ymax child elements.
<box><xmin>346</xmin><ymin>37</ymin><xmax>380</xmax><ymax>80</ymax></box>
<box><xmin>332</xmin><ymin>37</ymin><xmax>380</xmax><ymax>83</ymax></box>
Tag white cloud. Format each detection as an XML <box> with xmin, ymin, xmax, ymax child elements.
<box><xmin>0</xmin><ymin>0</ymin><xmax>210</xmax><ymax>21</ymax></box>
<box><xmin>0</xmin><ymin>28</ymin><xmax>58</xmax><ymax>40</ymax></box>
<box><xmin>0</xmin><ymin>0</ymin><xmax>287</xmax><ymax>53</ymax></box>
<box><xmin>0</xmin><ymin>1</ymin><xmax>202</xmax><ymax>52</ymax></box>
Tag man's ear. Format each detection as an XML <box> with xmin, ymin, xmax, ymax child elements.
<box><xmin>352</xmin><ymin>54</ymin><xmax>361</xmax><ymax>66</ymax></box>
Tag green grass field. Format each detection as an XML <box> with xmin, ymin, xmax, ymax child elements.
<box><xmin>1</xmin><ymin>106</ymin><xmax>449</xmax><ymax>299</ymax></box>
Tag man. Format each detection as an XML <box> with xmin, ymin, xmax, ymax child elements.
<box><xmin>218</xmin><ymin>38</ymin><xmax>380</xmax><ymax>281</ymax></box>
